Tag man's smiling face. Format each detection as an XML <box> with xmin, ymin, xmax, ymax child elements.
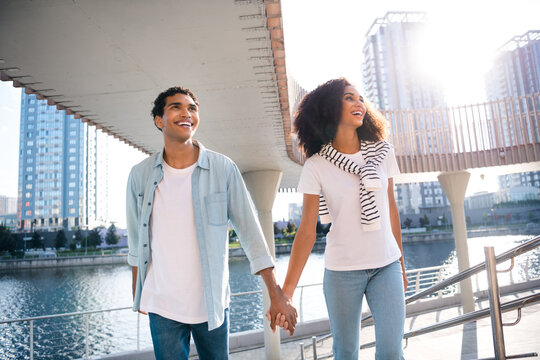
<box><xmin>154</xmin><ymin>93</ymin><xmax>199</xmax><ymax>144</ymax></box>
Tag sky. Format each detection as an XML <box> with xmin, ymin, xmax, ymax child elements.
<box><xmin>1</xmin><ymin>0</ymin><xmax>539</xmax><ymax>226</ymax></box>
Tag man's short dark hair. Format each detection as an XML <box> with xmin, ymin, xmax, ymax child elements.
<box><xmin>151</xmin><ymin>86</ymin><xmax>199</xmax><ymax>127</ymax></box>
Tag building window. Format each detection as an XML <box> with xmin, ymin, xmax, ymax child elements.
<box><xmin>25</xmin><ymin>184</ymin><xmax>32</xmax><ymax>189</ymax></box>
<box><xmin>69</xmin><ymin>182</ymin><xmax>76</xmax><ymax>188</ymax></box>
<box><xmin>69</xmin><ymin>191</ymin><xmax>75</xmax><ymax>197</ymax></box>
<box><xmin>69</xmin><ymin>208</ymin><xmax>76</xmax><ymax>214</ymax></box>
<box><xmin>25</xmin><ymin>175</ymin><xmax>33</xmax><ymax>181</ymax></box>
<box><xmin>25</xmin><ymin>201</ymin><xmax>30</xmax><ymax>207</ymax></box>
<box><xmin>26</xmin><ymin>210</ymin><xmax>32</xmax><ymax>216</ymax></box>
<box><xmin>25</xmin><ymin>192</ymin><xmax>31</xmax><ymax>198</ymax></box>
<box><xmin>69</xmin><ymin>148</ymin><xmax>76</xmax><ymax>153</ymax></box>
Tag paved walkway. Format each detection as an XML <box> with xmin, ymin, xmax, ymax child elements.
<box><xmin>228</xmin><ymin>289</ymin><xmax>540</xmax><ymax>360</ymax></box>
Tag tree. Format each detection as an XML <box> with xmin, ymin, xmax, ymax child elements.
<box><xmin>69</xmin><ymin>240</ymin><xmax>77</xmax><ymax>251</ymax></box>
<box><xmin>419</xmin><ymin>214</ymin><xmax>430</xmax><ymax>228</ymax></box>
<box><xmin>403</xmin><ymin>218</ymin><xmax>412</xmax><ymax>229</ymax></box>
<box><xmin>0</xmin><ymin>225</ymin><xmax>15</xmax><ymax>253</ymax></box>
<box><xmin>31</xmin><ymin>231</ymin><xmax>44</xmax><ymax>250</ymax></box>
<box><xmin>105</xmin><ymin>224</ymin><xmax>119</xmax><ymax>246</ymax></box>
<box><xmin>87</xmin><ymin>228</ymin><xmax>102</xmax><ymax>248</ymax></box>
<box><xmin>55</xmin><ymin>230</ymin><xmax>67</xmax><ymax>249</ymax></box>
<box><xmin>74</xmin><ymin>229</ymin><xmax>83</xmax><ymax>247</ymax></box>
<box><xmin>228</xmin><ymin>228</ymin><xmax>237</xmax><ymax>242</ymax></box>
<box><xmin>441</xmin><ymin>213</ymin><xmax>448</xmax><ymax>228</ymax></box>
<box><xmin>283</xmin><ymin>221</ymin><xmax>297</xmax><ymax>236</ymax></box>
<box><xmin>273</xmin><ymin>222</ymin><xmax>280</xmax><ymax>235</ymax></box>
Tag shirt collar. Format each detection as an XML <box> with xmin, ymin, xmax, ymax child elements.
<box><xmin>153</xmin><ymin>140</ymin><xmax>209</xmax><ymax>170</ymax></box>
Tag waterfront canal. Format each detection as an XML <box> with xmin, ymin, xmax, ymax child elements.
<box><xmin>0</xmin><ymin>234</ymin><xmax>538</xmax><ymax>359</ymax></box>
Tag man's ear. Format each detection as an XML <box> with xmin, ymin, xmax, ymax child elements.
<box><xmin>154</xmin><ymin>116</ymin><xmax>163</xmax><ymax>130</ymax></box>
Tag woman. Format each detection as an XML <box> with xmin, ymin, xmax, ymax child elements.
<box><xmin>278</xmin><ymin>78</ymin><xmax>407</xmax><ymax>359</ymax></box>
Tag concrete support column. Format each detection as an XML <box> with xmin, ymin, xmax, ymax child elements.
<box><xmin>438</xmin><ymin>171</ymin><xmax>475</xmax><ymax>313</ymax></box>
<box><xmin>243</xmin><ymin>170</ymin><xmax>283</xmax><ymax>360</ymax></box>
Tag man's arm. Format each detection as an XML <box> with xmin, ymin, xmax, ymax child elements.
<box><xmin>226</xmin><ymin>163</ymin><xmax>298</xmax><ymax>334</ymax></box>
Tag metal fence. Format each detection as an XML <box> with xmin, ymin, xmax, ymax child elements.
<box><xmin>1</xmin><ymin>261</ymin><xmax>538</xmax><ymax>359</ymax></box>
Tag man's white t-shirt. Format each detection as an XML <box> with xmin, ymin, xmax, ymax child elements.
<box><xmin>140</xmin><ymin>161</ymin><xmax>208</xmax><ymax>324</ymax></box>
<box><xmin>297</xmin><ymin>146</ymin><xmax>402</xmax><ymax>271</ymax></box>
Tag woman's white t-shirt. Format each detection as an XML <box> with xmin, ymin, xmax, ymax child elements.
<box><xmin>297</xmin><ymin>146</ymin><xmax>402</xmax><ymax>271</ymax></box>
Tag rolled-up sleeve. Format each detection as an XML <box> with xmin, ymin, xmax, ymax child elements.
<box><xmin>227</xmin><ymin>163</ymin><xmax>274</xmax><ymax>275</ymax></box>
<box><xmin>126</xmin><ymin>169</ymin><xmax>139</xmax><ymax>267</ymax></box>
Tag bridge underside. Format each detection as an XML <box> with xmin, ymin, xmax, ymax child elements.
<box><xmin>0</xmin><ymin>0</ymin><xmax>301</xmax><ymax>187</ymax></box>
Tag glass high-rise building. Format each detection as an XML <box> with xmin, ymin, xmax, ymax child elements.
<box><xmin>362</xmin><ymin>11</ymin><xmax>449</xmax><ymax>214</ymax></box>
<box><xmin>17</xmin><ymin>92</ymin><xmax>108</xmax><ymax>231</ymax></box>
<box><xmin>486</xmin><ymin>31</ymin><xmax>540</xmax><ymax>190</ymax></box>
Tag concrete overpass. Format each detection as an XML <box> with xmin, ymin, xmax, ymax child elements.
<box><xmin>1</xmin><ymin>1</ymin><xmax>300</xmax><ymax>358</ymax></box>
<box><xmin>0</xmin><ymin>0</ymin><xmax>301</xmax><ymax>187</ymax></box>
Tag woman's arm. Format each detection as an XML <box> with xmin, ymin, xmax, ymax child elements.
<box><xmin>388</xmin><ymin>177</ymin><xmax>408</xmax><ymax>292</ymax></box>
<box><xmin>282</xmin><ymin>193</ymin><xmax>321</xmax><ymax>298</ymax></box>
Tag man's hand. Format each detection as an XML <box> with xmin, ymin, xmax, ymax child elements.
<box><xmin>265</xmin><ymin>291</ymin><xmax>297</xmax><ymax>336</ymax></box>
<box><xmin>259</xmin><ymin>268</ymin><xmax>298</xmax><ymax>336</ymax></box>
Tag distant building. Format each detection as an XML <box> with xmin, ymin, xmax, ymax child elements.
<box><xmin>0</xmin><ymin>214</ymin><xmax>18</xmax><ymax>229</ymax></box>
<box><xmin>17</xmin><ymin>92</ymin><xmax>109</xmax><ymax>231</ymax></box>
<box><xmin>288</xmin><ymin>203</ymin><xmax>302</xmax><ymax>223</ymax></box>
<box><xmin>465</xmin><ymin>191</ymin><xmax>497</xmax><ymax>210</ymax></box>
<box><xmin>362</xmin><ymin>11</ymin><xmax>449</xmax><ymax>214</ymax></box>
<box><xmin>0</xmin><ymin>195</ymin><xmax>17</xmax><ymax>215</ymax></box>
<box><xmin>485</xmin><ymin>31</ymin><xmax>540</xmax><ymax>101</ymax></box>
<box><xmin>485</xmin><ymin>31</ymin><xmax>540</xmax><ymax>189</ymax></box>
<box><xmin>496</xmin><ymin>186</ymin><xmax>539</xmax><ymax>203</ymax></box>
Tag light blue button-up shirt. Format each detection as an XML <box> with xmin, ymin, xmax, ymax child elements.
<box><xmin>126</xmin><ymin>141</ymin><xmax>275</xmax><ymax>330</ymax></box>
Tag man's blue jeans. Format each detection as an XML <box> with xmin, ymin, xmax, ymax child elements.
<box><xmin>324</xmin><ymin>260</ymin><xmax>405</xmax><ymax>360</ymax></box>
<box><xmin>148</xmin><ymin>309</ymin><xmax>229</xmax><ymax>360</ymax></box>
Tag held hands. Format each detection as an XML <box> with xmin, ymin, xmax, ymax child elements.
<box><xmin>265</xmin><ymin>289</ymin><xmax>298</xmax><ymax>336</ymax></box>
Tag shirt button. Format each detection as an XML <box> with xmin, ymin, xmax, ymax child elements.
<box><xmin>148</xmin><ymin>202</ymin><xmax>151</xmax><ymax>206</ymax></box>
<box><xmin>143</xmin><ymin>244</ymin><xmax>148</xmax><ymax>247</ymax></box>
<box><xmin>144</xmin><ymin>261</ymin><xmax>148</xmax><ymax>264</ymax></box>
<box><xmin>143</xmin><ymin>224</ymin><xmax>147</xmax><ymax>227</ymax></box>
<box><xmin>154</xmin><ymin>181</ymin><xmax>157</xmax><ymax>185</ymax></box>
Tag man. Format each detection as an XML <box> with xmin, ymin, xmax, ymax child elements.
<box><xmin>126</xmin><ymin>86</ymin><xmax>296</xmax><ymax>359</ymax></box>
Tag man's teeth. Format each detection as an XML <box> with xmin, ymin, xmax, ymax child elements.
<box><xmin>178</xmin><ymin>122</ymin><xmax>191</xmax><ymax>126</ymax></box>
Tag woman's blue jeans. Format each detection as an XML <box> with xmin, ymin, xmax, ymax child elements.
<box><xmin>324</xmin><ymin>260</ymin><xmax>405</xmax><ymax>360</ymax></box>
<box><xmin>148</xmin><ymin>309</ymin><xmax>229</xmax><ymax>360</ymax></box>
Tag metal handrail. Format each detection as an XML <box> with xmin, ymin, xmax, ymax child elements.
<box><xmin>359</xmin><ymin>235</ymin><xmax>540</xmax><ymax>324</ymax></box>
<box><xmin>407</xmin><ymin>235</ymin><xmax>539</xmax><ymax>304</ymax></box>
<box><xmin>304</xmin><ymin>235</ymin><xmax>540</xmax><ymax>358</ymax></box>
<box><xmin>360</xmin><ymin>293</ymin><xmax>540</xmax><ymax>349</ymax></box>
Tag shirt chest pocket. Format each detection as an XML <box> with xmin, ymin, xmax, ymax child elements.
<box><xmin>205</xmin><ymin>192</ymin><xmax>228</xmax><ymax>226</ymax></box>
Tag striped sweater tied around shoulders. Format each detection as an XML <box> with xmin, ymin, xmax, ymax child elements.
<box><xmin>317</xmin><ymin>140</ymin><xmax>390</xmax><ymax>231</ymax></box>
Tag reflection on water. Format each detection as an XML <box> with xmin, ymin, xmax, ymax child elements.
<box><xmin>0</xmin><ymin>234</ymin><xmax>538</xmax><ymax>359</ymax></box>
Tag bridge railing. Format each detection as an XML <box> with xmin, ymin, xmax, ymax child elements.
<box><xmin>2</xmin><ymin>259</ymin><xmax>537</xmax><ymax>359</ymax></box>
<box><xmin>288</xmin><ymin>93</ymin><xmax>540</xmax><ymax>173</ymax></box>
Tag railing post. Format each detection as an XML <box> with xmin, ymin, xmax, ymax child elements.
<box><xmin>85</xmin><ymin>313</ymin><xmax>89</xmax><ymax>358</ymax></box>
<box><xmin>415</xmin><ymin>271</ymin><xmax>421</xmax><ymax>293</ymax></box>
<box><xmin>312</xmin><ymin>336</ymin><xmax>318</xmax><ymax>360</ymax></box>
<box><xmin>299</xmin><ymin>342</ymin><xmax>305</xmax><ymax>360</ymax></box>
<box><xmin>29</xmin><ymin>319</ymin><xmax>34</xmax><ymax>360</ymax></box>
<box><xmin>299</xmin><ymin>286</ymin><xmax>304</xmax><ymax>323</ymax></box>
<box><xmin>485</xmin><ymin>246</ymin><xmax>507</xmax><ymax>360</ymax></box>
